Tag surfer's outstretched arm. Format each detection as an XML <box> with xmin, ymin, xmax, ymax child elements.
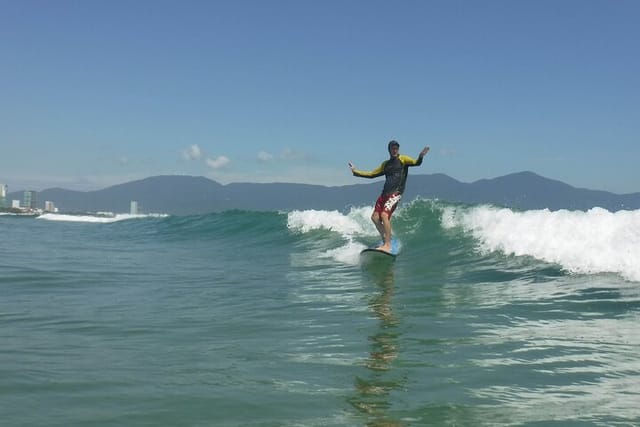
<box><xmin>349</xmin><ymin>161</ymin><xmax>385</xmax><ymax>178</ymax></box>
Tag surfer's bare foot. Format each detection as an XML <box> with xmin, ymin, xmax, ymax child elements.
<box><xmin>376</xmin><ymin>244</ymin><xmax>392</xmax><ymax>253</ymax></box>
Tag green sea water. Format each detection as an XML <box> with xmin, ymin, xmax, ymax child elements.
<box><xmin>1</xmin><ymin>200</ymin><xmax>639</xmax><ymax>426</ymax></box>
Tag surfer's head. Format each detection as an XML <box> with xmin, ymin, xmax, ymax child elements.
<box><xmin>388</xmin><ymin>140</ymin><xmax>400</xmax><ymax>154</ymax></box>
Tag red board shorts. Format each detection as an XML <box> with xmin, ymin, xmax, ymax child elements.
<box><xmin>374</xmin><ymin>192</ymin><xmax>402</xmax><ymax>218</ymax></box>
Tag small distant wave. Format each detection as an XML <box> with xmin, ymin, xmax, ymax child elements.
<box><xmin>37</xmin><ymin>212</ymin><xmax>169</xmax><ymax>223</ymax></box>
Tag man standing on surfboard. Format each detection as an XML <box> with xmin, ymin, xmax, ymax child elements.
<box><xmin>349</xmin><ymin>140</ymin><xmax>430</xmax><ymax>253</ymax></box>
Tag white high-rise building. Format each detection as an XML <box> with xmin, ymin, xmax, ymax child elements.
<box><xmin>44</xmin><ymin>201</ymin><xmax>56</xmax><ymax>212</ymax></box>
<box><xmin>0</xmin><ymin>184</ymin><xmax>6</xmax><ymax>208</ymax></box>
<box><xmin>130</xmin><ymin>200</ymin><xmax>139</xmax><ymax>215</ymax></box>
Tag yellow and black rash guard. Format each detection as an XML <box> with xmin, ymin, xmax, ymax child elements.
<box><xmin>352</xmin><ymin>154</ymin><xmax>423</xmax><ymax>196</ymax></box>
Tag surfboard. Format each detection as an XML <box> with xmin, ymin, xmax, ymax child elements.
<box><xmin>360</xmin><ymin>237</ymin><xmax>402</xmax><ymax>258</ymax></box>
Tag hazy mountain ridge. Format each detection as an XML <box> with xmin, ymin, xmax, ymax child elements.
<box><xmin>7</xmin><ymin>172</ymin><xmax>639</xmax><ymax>215</ymax></box>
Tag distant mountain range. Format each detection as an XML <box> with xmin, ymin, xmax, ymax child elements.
<box><xmin>7</xmin><ymin>172</ymin><xmax>640</xmax><ymax>215</ymax></box>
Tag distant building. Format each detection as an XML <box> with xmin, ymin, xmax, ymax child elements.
<box><xmin>12</xmin><ymin>200</ymin><xmax>21</xmax><ymax>209</ymax></box>
<box><xmin>0</xmin><ymin>184</ymin><xmax>6</xmax><ymax>208</ymax></box>
<box><xmin>23</xmin><ymin>190</ymin><xmax>37</xmax><ymax>209</ymax></box>
<box><xmin>130</xmin><ymin>200</ymin><xmax>139</xmax><ymax>215</ymax></box>
<box><xmin>44</xmin><ymin>201</ymin><xmax>56</xmax><ymax>212</ymax></box>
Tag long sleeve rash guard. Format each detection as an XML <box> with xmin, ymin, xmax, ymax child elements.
<box><xmin>352</xmin><ymin>154</ymin><xmax>423</xmax><ymax>196</ymax></box>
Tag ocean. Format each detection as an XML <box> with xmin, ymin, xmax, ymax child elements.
<box><xmin>1</xmin><ymin>199</ymin><xmax>639</xmax><ymax>426</ymax></box>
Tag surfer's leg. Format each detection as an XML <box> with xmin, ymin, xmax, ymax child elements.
<box><xmin>371</xmin><ymin>211</ymin><xmax>385</xmax><ymax>240</ymax></box>
<box><xmin>376</xmin><ymin>212</ymin><xmax>392</xmax><ymax>252</ymax></box>
<box><xmin>371</xmin><ymin>196</ymin><xmax>386</xmax><ymax>240</ymax></box>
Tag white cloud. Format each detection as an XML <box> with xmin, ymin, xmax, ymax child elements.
<box><xmin>258</xmin><ymin>151</ymin><xmax>274</xmax><ymax>162</ymax></box>
<box><xmin>182</xmin><ymin>144</ymin><xmax>202</xmax><ymax>160</ymax></box>
<box><xmin>206</xmin><ymin>156</ymin><xmax>230</xmax><ymax>169</ymax></box>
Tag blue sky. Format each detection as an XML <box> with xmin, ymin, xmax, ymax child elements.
<box><xmin>2</xmin><ymin>0</ymin><xmax>638</xmax><ymax>194</ymax></box>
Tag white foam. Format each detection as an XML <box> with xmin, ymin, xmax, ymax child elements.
<box><xmin>37</xmin><ymin>213</ymin><xmax>167</xmax><ymax>223</ymax></box>
<box><xmin>320</xmin><ymin>240</ymin><xmax>368</xmax><ymax>266</ymax></box>
<box><xmin>287</xmin><ymin>207</ymin><xmax>376</xmax><ymax>237</ymax></box>
<box><xmin>442</xmin><ymin>206</ymin><xmax>640</xmax><ymax>282</ymax></box>
<box><xmin>287</xmin><ymin>207</ymin><xmax>376</xmax><ymax>265</ymax></box>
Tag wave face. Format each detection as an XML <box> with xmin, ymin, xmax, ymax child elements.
<box><xmin>36</xmin><ymin>200</ymin><xmax>640</xmax><ymax>282</ymax></box>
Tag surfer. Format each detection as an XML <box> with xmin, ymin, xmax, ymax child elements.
<box><xmin>349</xmin><ymin>140</ymin><xmax>430</xmax><ymax>253</ymax></box>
